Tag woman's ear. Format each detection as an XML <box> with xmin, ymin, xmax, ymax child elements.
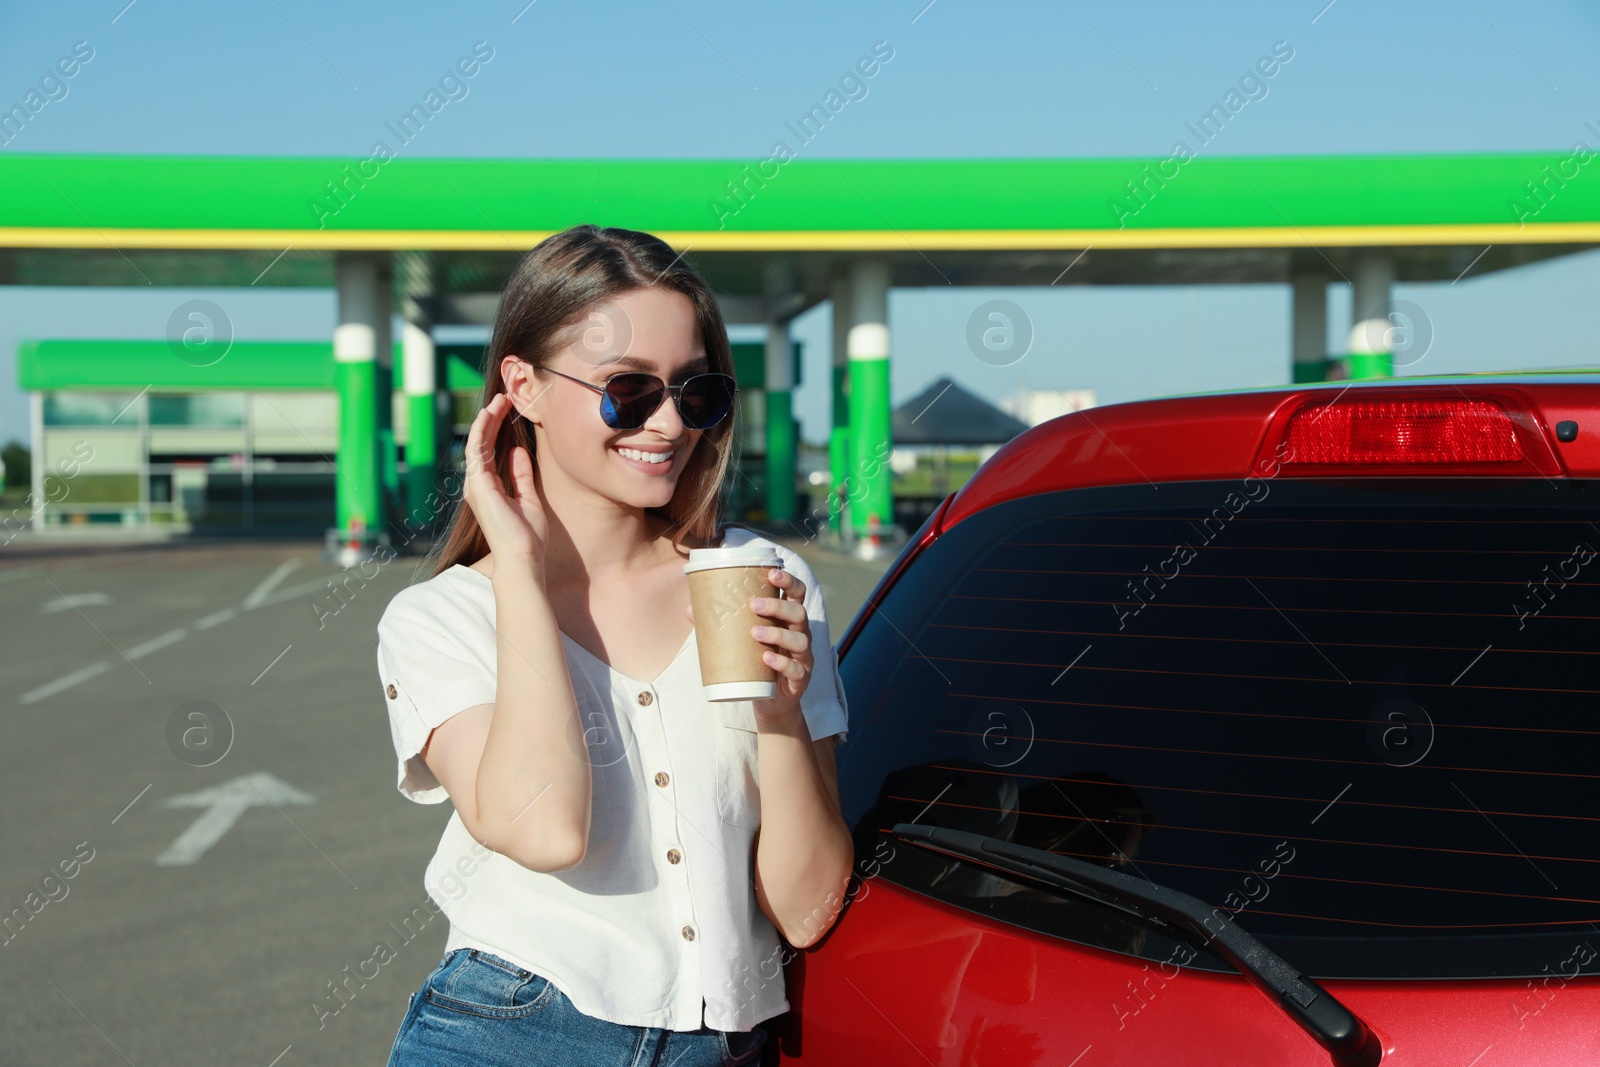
<box><xmin>500</xmin><ymin>355</ymin><xmax>545</xmax><ymax>426</ymax></box>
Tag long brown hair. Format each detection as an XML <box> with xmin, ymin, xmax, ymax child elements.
<box><xmin>423</xmin><ymin>225</ymin><xmax>738</xmax><ymax>578</ymax></box>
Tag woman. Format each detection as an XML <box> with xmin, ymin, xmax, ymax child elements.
<box><xmin>377</xmin><ymin>225</ymin><xmax>855</xmax><ymax>1067</ymax></box>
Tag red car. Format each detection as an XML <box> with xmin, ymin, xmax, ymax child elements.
<box><xmin>772</xmin><ymin>375</ymin><xmax>1600</xmax><ymax>1066</ymax></box>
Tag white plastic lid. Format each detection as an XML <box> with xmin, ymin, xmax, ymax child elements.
<box><xmin>683</xmin><ymin>545</ymin><xmax>783</xmax><ymax>575</ymax></box>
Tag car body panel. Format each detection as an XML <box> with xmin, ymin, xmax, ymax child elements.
<box><xmin>780</xmin><ymin>878</ymin><xmax>1600</xmax><ymax>1066</ymax></box>
<box><xmin>795</xmin><ymin>377</ymin><xmax>1600</xmax><ymax>1066</ymax></box>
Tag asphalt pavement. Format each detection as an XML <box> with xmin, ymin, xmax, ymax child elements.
<box><xmin>0</xmin><ymin>530</ymin><xmax>889</xmax><ymax>1066</ymax></box>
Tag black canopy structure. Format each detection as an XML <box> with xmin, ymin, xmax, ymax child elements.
<box><xmin>892</xmin><ymin>376</ymin><xmax>1031</xmax><ymax>446</ymax></box>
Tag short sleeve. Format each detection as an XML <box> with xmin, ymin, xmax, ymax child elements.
<box><xmin>375</xmin><ymin>580</ymin><xmax>499</xmax><ymax>804</ymax></box>
<box><xmin>773</xmin><ymin>544</ymin><xmax>850</xmax><ymax>745</ymax></box>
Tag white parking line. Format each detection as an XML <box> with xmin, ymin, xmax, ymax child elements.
<box><xmin>18</xmin><ymin>558</ymin><xmax>332</xmax><ymax>705</ymax></box>
<box><xmin>242</xmin><ymin>559</ymin><xmax>303</xmax><ymax>610</ymax></box>
<box><xmin>19</xmin><ymin>557</ymin><xmax>349</xmax><ymax>705</ymax></box>
<box><xmin>193</xmin><ymin>607</ymin><xmax>238</xmax><ymax>630</ymax></box>
<box><xmin>255</xmin><ymin>576</ymin><xmax>336</xmax><ymax>608</ymax></box>
<box><xmin>20</xmin><ymin>661</ymin><xmax>111</xmax><ymax>705</ymax></box>
<box><xmin>41</xmin><ymin>592</ymin><xmax>111</xmax><ymax>613</ymax></box>
<box><xmin>125</xmin><ymin>628</ymin><xmax>189</xmax><ymax>661</ymax></box>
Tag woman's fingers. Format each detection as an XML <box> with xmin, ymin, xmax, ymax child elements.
<box><xmin>761</xmin><ymin>648</ymin><xmax>808</xmax><ymax>681</ymax></box>
<box><xmin>511</xmin><ymin>442</ymin><xmax>536</xmax><ymax>500</ymax></box>
<box><xmin>750</xmin><ymin>593</ymin><xmax>806</xmax><ymax>630</ymax></box>
<box><xmin>468</xmin><ymin>396</ymin><xmax>522</xmax><ymax>497</ymax></box>
<box><xmin>735</xmin><ymin>575</ymin><xmax>811</xmax><ymax>703</ymax></box>
<box><xmin>471</xmin><ymin>395</ymin><xmax>498</xmax><ymax>461</ymax></box>
<box><xmin>751</xmin><ymin>622</ymin><xmax>807</xmax><ymax>653</ymax></box>
<box><xmin>767</xmin><ymin>567</ymin><xmax>806</xmax><ymax>605</ymax></box>
<box><xmin>467</xmin><ymin>395</ymin><xmax>508</xmax><ymax>486</ymax></box>
<box><xmin>457</xmin><ymin>395</ymin><xmax>548</xmax><ymax>561</ymax></box>
<box><xmin>464</xmin><ymin>402</ymin><xmax>488</xmax><ymax>478</ymax></box>
<box><xmin>751</xmin><ymin>568</ymin><xmax>813</xmax><ymax>690</ymax></box>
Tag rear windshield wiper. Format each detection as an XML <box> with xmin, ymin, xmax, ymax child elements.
<box><xmin>891</xmin><ymin>822</ymin><xmax>1382</xmax><ymax>1067</ymax></box>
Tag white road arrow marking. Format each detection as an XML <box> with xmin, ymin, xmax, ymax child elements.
<box><xmin>155</xmin><ymin>772</ymin><xmax>317</xmax><ymax>866</ymax></box>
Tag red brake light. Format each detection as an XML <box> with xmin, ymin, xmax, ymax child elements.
<box><xmin>1261</xmin><ymin>390</ymin><xmax>1564</xmax><ymax>476</ymax></box>
<box><xmin>1284</xmin><ymin>398</ymin><xmax>1522</xmax><ymax>464</ymax></box>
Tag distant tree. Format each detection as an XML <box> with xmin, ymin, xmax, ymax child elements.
<box><xmin>1</xmin><ymin>440</ymin><xmax>30</xmax><ymax>492</ymax></box>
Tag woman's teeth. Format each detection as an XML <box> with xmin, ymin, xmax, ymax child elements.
<box><xmin>615</xmin><ymin>446</ymin><xmax>674</xmax><ymax>464</ymax></box>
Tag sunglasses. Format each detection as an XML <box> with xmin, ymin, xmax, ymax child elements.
<box><xmin>541</xmin><ymin>365</ymin><xmax>738</xmax><ymax>431</ymax></box>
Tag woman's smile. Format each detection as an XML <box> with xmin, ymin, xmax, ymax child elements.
<box><xmin>611</xmin><ymin>442</ymin><xmax>680</xmax><ymax>474</ymax></box>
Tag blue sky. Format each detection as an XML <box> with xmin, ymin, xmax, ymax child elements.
<box><xmin>2</xmin><ymin>0</ymin><xmax>1599</xmax><ymax>446</ymax></box>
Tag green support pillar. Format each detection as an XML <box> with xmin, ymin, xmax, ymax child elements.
<box><xmin>405</xmin><ymin>393</ymin><xmax>436</xmax><ymax>512</ymax></box>
<box><xmin>377</xmin><ymin>402</ymin><xmax>399</xmax><ymax>513</ymax></box>
<box><xmin>335</xmin><ymin>254</ymin><xmax>383</xmax><ymax>535</ymax></box>
<box><xmin>335</xmin><ymin>363</ymin><xmax>380</xmax><ymax>532</ymax></box>
<box><xmin>402</xmin><ymin>319</ymin><xmax>438</xmax><ymax>522</ymax></box>
<box><xmin>848</xmin><ymin>358</ymin><xmax>891</xmax><ymax>535</ymax></box>
<box><xmin>828</xmin><ymin>272</ymin><xmax>852</xmax><ymax>536</ymax></box>
<box><xmin>763</xmin><ymin>317</ymin><xmax>797</xmax><ymax>524</ymax></box>
<box><xmin>847</xmin><ymin>259</ymin><xmax>893</xmax><ymax>542</ymax></box>
<box><xmin>1346</xmin><ymin>351</ymin><xmax>1394</xmax><ymax>380</ymax></box>
<box><xmin>764</xmin><ymin>389</ymin><xmax>795</xmax><ymax>522</ymax></box>
<box><xmin>828</xmin><ymin>361</ymin><xmax>850</xmax><ymax>535</ymax></box>
<box><xmin>373</xmin><ymin>260</ymin><xmax>398</xmax><ymax>521</ymax></box>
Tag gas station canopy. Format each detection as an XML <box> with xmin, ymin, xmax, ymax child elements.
<box><xmin>2</xmin><ymin>151</ymin><xmax>1596</xmax><ymax>318</ymax></box>
<box><xmin>7</xmin><ymin>150</ymin><xmax>1598</xmax><ymax>544</ymax></box>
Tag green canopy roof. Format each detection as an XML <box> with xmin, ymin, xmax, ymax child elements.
<box><xmin>2</xmin><ymin>152</ymin><xmax>1594</xmax><ymax>296</ymax></box>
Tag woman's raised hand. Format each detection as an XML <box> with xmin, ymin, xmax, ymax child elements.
<box><xmin>463</xmin><ymin>393</ymin><xmax>549</xmax><ymax>568</ymax></box>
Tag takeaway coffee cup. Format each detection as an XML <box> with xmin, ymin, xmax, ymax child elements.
<box><xmin>684</xmin><ymin>545</ymin><xmax>785</xmax><ymax>701</ymax></box>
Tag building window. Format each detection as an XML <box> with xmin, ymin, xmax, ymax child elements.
<box><xmin>149</xmin><ymin>393</ymin><xmax>247</xmax><ymax>428</ymax></box>
<box><xmin>43</xmin><ymin>393</ymin><xmax>143</xmax><ymax>426</ymax></box>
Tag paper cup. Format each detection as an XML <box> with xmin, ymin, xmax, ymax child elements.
<box><xmin>684</xmin><ymin>545</ymin><xmax>784</xmax><ymax>701</ymax></box>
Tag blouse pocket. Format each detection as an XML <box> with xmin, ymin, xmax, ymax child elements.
<box><xmin>713</xmin><ymin>700</ymin><xmax>762</xmax><ymax>830</ymax></box>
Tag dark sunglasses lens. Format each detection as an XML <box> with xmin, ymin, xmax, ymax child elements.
<box><xmin>600</xmin><ymin>373</ymin><xmax>665</xmax><ymax>428</ymax></box>
<box><xmin>677</xmin><ymin>375</ymin><xmax>735</xmax><ymax>428</ymax></box>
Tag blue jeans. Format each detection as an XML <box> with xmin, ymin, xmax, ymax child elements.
<box><xmin>386</xmin><ymin>948</ymin><xmax>771</xmax><ymax>1067</ymax></box>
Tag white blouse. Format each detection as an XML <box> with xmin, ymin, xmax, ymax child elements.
<box><xmin>375</xmin><ymin>524</ymin><xmax>850</xmax><ymax>1033</ymax></box>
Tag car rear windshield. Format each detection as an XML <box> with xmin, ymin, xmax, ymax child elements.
<box><xmin>838</xmin><ymin>477</ymin><xmax>1600</xmax><ymax>980</ymax></box>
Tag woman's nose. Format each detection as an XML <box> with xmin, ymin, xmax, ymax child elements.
<box><xmin>644</xmin><ymin>385</ymin><xmax>686</xmax><ymax>438</ymax></box>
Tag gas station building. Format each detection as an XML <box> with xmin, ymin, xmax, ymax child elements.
<box><xmin>16</xmin><ymin>335</ymin><xmax>793</xmax><ymax>535</ymax></box>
